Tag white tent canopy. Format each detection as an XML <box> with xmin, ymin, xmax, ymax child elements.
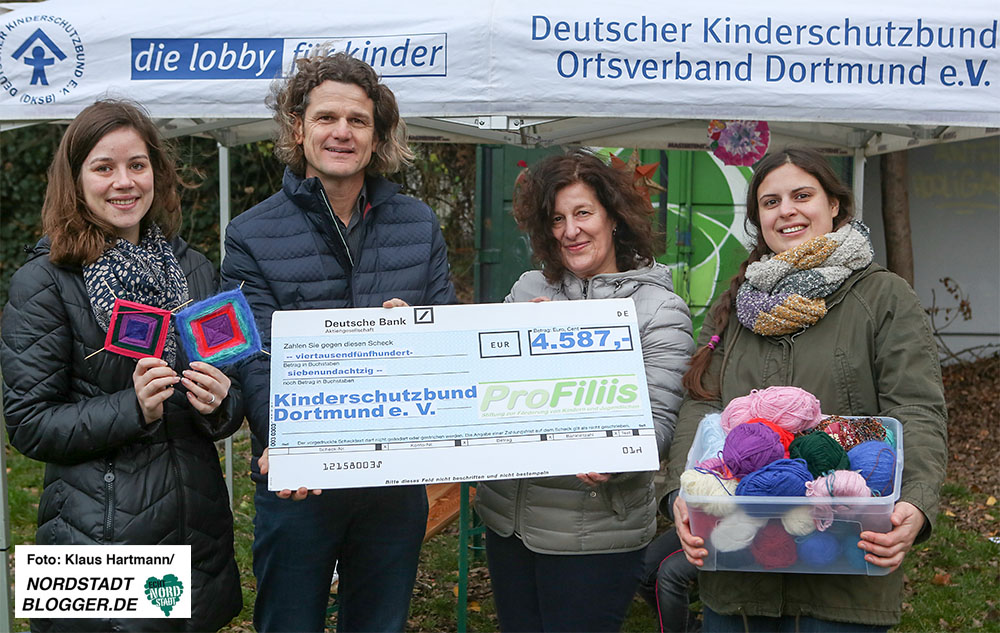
<box><xmin>1</xmin><ymin>0</ymin><xmax>998</xmax><ymax>155</ymax></box>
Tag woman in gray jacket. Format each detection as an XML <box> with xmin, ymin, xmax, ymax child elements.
<box><xmin>476</xmin><ymin>151</ymin><xmax>694</xmax><ymax>632</ymax></box>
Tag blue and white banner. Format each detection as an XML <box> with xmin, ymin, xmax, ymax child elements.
<box><xmin>0</xmin><ymin>0</ymin><xmax>997</xmax><ymax>126</ymax></box>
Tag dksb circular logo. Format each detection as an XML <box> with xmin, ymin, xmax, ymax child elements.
<box><xmin>0</xmin><ymin>14</ymin><xmax>85</xmax><ymax>104</ymax></box>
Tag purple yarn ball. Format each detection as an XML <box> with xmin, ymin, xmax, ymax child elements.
<box><xmin>722</xmin><ymin>422</ymin><xmax>786</xmax><ymax>478</ymax></box>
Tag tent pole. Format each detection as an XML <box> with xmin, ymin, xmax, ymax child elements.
<box><xmin>0</xmin><ymin>398</ymin><xmax>13</xmax><ymax>632</ymax></box>
<box><xmin>853</xmin><ymin>147</ymin><xmax>865</xmax><ymax>221</ymax></box>
<box><xmin>218</xmin><ymin>142</ymin><xmax>234</xmax><ymax>508</ymax></box>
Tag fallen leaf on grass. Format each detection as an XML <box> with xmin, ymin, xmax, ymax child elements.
<box><xmin>984</xmin><ymin>514</ymin><xmax>996</xmax><ymax>522</ymax></box>
<box><xmin>452</xmin><ymin>585</ymin><xmax>458</xmax><ymax>597</ymax></box>
<box><xmin>932</xmin><ymin>572</ymin><xmax>952</xmax><ymax>585</ymax></box>
<box><xmin>972</xmin><ymin>619</ymin><xmax>983</xmax><ymax>628</ymax></box>
<box><xmin>469</xmin><ymin>601</ymin><xmax>481</xmax><ymax>612</ymax></box>
<box><xmin>944</xmin><ymin>509</ymin><xmax>957</xmax><ymax>517</ymax></box>
<box><xmin>987</xmin><ymin>496</ymin><xmax>997</xmax><ymax>506</ymax></box>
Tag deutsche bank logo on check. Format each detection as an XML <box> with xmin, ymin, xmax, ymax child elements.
<box><xmin>131</xmin><ymin>33</ymin><xmax>447</xmax><ymax>80</ymax></box>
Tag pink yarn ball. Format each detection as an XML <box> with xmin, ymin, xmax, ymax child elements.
<box><xmin>752</xmin><ymin>386</ymin><xmax>823</xmax><ymax>433</ymax></box>
<box><xmin>805</xmin><ymin>469</ymin><xmax>872</xmax><ymax>531</ymax></box>
<box><xmin>720</xmin><ymin>393</ymin><xmax>756</xmax><ymax>433</ymax></box>
<box><xmin>806</xmin><ymin>470</ymin><xmax>872</xmax><ymax>498</ymax></box>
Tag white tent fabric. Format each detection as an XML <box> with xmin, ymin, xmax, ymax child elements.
<box><xmin>1</xmin><ymin>0</ymin><xmax>998</xmax><ymax>155</ymax></box>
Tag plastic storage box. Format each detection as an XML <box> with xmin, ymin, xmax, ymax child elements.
<box><xmin>680</xmin><ymin>416</ymin><xmax>902</xmax><ymax>575</ymax></box>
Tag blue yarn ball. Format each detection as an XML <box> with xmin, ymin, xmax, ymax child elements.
<box><xmin>841</xmin><ymin>534</ymin><xmax>868</xmax><ymax>570</ymax></box>
<box><xmin>797</xmin><ymin>532</ymin><xmax>841</xmax><ymax>567</ymax></box>
<box><xmin>883</xmin><ymin>425</ymin><xmax>896</xmax><ymax>448</ymax></box>
<box><xmin>848</xmin><ymin>441</ymin><xmax>897</xmax><ymax>496</ymax></box>
<box><xmin>697</xmin><ymin>413</ymin><xmax>727</xmax><ymax>464</ymax></box>
<box><xmin>735</xmin><ymin>458</ymin><xmax>813</xmax><ymax>497</ymax></box>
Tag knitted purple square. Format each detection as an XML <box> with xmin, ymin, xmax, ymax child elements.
<box><xmin>200</xmin><ymin>312</ymin><xmax>236</xmax><ymax>348</ymax></box>
<box><xmin>119</xmin><ymin>313</ymin><xmax>157</xmax><ymax>347</ymax></box>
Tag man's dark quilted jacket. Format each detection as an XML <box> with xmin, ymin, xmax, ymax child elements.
<box><xmin>1</xmin><ymin>237</ymin><xmax>243</xmax><ymax>632</ymax></box>
<box><xmin>221</xmin><ymin>168</ymin><xmax>456</xmax><ymax>471</ymax></box>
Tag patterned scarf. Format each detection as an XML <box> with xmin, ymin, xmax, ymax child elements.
<box><xmin>83</xmin><ymin>224</ymin><xmax>189</xmax><ymax>365</ymax></box>
<box><xmin>736</xmin><ymin>220</ymin><xmax>874</xmax><ymax>336</ymax></box>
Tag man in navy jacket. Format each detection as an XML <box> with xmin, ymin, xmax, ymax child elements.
<box><xmin>221</xmin><ymin>53</ymin><xmax>456</xmax><ymax>632</ymax></box>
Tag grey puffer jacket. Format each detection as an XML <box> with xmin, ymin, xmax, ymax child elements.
<box><xmin>475</xmin><ymin>263</ymin><xmax>694</xmax><ymax>554</ymax></box>
<box><xmin>1</xmin><ymin>237</ymin><xmax>243</xmax><ymax>632</ymax></box>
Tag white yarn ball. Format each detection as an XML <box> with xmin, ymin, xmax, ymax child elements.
<box><xmin>781</xmin><ymin>505</ymin><xmax>816</xmax><ymax>536</ymax></box>
<box><xmin>680</xmin><ymin>469</ymin><xmax>738</xmax><ymax>517</ymax></box>
<box><xmin>709</xmin><ymin>511</ymin><xmax>766</xmax><ymax>552</ymax></box>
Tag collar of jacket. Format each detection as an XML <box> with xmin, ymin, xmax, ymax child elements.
<box><xmin>281</xmin><ymin>166</ymin><xmax>402</xmax><ymax>218</ymax></box>
<box><xmin>557</xmin><ymin>262</ymin><xmax>674</xmax><ymax>300</ymax></box>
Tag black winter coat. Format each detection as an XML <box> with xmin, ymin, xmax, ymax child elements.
<box><xmin>221</xmin><ymin>169</ymin><xmax>457</xmax><ymax>476</ymax></box>
<box><xmin>1</xmin><ymin>237</ymin><xmax>243</xmax><ymax>632</ymax></box>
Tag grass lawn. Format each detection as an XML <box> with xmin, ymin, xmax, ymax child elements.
<box><xmin>6</xmin><ymin>424</ymin><xmax>999</xmax><ymax>632</ymax></box>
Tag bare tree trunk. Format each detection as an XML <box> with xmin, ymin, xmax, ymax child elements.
<box><xmin>880</xmin><ymin>151</ymin><xmax>914</xmax><ymax>287</ymax></box>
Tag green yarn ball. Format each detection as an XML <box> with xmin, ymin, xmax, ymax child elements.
<box><xmin>789</xmin><ymin>432</ymin><xmax>850</xmax><ymax>478</ymax></box>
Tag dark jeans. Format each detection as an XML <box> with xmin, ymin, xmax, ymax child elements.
<box><xmin>703</xmin><ymin>607</ymin><xmax>891</xmax><ymax>633</ymax></box>
<box><xmin>485</xmin><ymin>528</ymin><xmax>646</xmax><ymax>633</ymax></box>
<box><xmin>252</xmin><ymin>483</ymin><xmax>428</xmax><ymax>632</ymax></box>
<box><xmin>638</xmin><ymin>528</ymin><xmax>700</xmax><ymax>633</ymax></box>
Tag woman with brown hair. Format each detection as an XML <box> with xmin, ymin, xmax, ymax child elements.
<box><xmin>666</xmin><ymin>147</ymin><xmax>947</xmax><ymax>632</ymax></box>
<box><xmin>475</xmin><ymin>150</ymin><xmax>694</xmax><ymax>632</ymax></box>
<box><xmin>1</xmin><ymin>99</ymin><xmax>243</xmax><ymax>632</ymax></box>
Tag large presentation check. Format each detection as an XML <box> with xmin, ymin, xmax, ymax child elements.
<box><xmin>267</xmin><ymin>300</ymin><xmax>659</xmax><ymax>490</ymax></box>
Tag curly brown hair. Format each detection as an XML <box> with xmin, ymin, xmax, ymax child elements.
<box><xmin>42</xmin><ymin>99</ymin><xmax>182</xmax><ymax>267</ymax></box>
<box><xmin>268</xmin><ymin>53</ymin><xmax>413</xmax><ymax>176</ymax></box>
<box><xmin>512</xmin><ymin>151</ymin><xmax>656</xmax><ymax>283</ymax></box>
<box><xmin>683</xmin><ymin>146</ymin><xmax>856</xmax><ymax>400</ymax></box>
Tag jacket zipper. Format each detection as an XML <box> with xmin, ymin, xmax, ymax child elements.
<box><xmin>319</xmin><ymin>188</ymin><xmax>355</xmax><ymax>269</ymax></box>
<box><xmin>102</xmin><ymin>460</ymin><xmax>115</xmax><ymax>542</ymax></box>
<box><xmin>582</xmin><ymin>279</ymin><xmax>589</xmax><ymax>299</ymax></box>
<box><xmin>167</xmin><ymin>443</ymin><xmax>186</xmax><ymax>544</ymax></box>
<box><xmin>513</xmin><ymin>479</ymin><xmax>525</xmax><ymax>536</ymax></box>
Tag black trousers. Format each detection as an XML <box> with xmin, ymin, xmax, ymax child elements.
<box><xmin>485</xmin><ymin>528</ymin><xmax>646</xmax><ymax>633</ymax></box>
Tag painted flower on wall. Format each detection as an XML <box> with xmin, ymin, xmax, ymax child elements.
<box><xmin>708</xmin><ymin>120</ymin><xmax>770</xmax><ymax>166</ymax></box>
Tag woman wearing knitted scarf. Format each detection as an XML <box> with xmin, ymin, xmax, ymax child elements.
<box><xmin>666</xmin><ymin>147</ymin><xmax>947</xmax><ymax>632</ymax></box>
<box><xmin>1</xmin><ymin>100</ymin><xmax>243</xmax><ymax>631</ymax></box>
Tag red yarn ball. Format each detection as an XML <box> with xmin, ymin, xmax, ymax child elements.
<box><xmin>747</xmin><ymin>417</ymin><xmax>794</xmax><ymax>457</ymax></box>
<box><xmin>750</xmin><ymin>521</ymin><xmax>798</xmax><ymax>569</ymax></box>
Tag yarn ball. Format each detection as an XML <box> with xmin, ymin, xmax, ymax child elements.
<box><xmin>883</xmin><ymin>426</ymin><xmax>896</xmax><ymax>448</ymax></box>
<box><xmin>848</xmin><ymin>441</ymin><xmax>897</xmax><ymax>496</ymax></box>
<box><xmin>806</xmin><ymin>470</ymin><xmax>873</xmax><ymax>499</ymax></box>
<box><xmin>695</xmin><ymin>413</ymin><xmax>728</xmax><ymax>463</ymax></box>
<box><xmin>805</xmin><ymin>469</ymin><xmax>872</xmax><ymax>531</ymax></box>
<box><xmin>750</xmin><ymin>521</ymin><xmax>797</xmax><ymax>569</ymax></box>
<box><xmin>680</xmin><ymin>468</ymin><xmax>738</xmax><ymax>517</ymax></box>
<box><xmin>752</xmin><ymin>386</ymin><xmax>823</xmax><ymax>433</ymax></box>
<box><xmin>695</xmin><ymin>456</ymin><xmax>728</xmax><ymax>475</ymax></box>
<box><xmin>841</xmin><ymin>534</ymin><xmax>869</xmax><ymax>570</ymax></box>
<box><xmin>789</xmin><ymin>432</ymin><xmax>850</xmax><ymax>478</ymax></box>
<box><xmin>747</xmin><ymin>418</ymin><xmax>794</xmax><ymax>456</ymax></box>
<box><xmin>710</xmin><ymin>512</ymin><xmax>766</xmax><ymax>552</ymax></box>
<box><xmin>797</xmin><ymin>531</ymin><xmax>841</xmax><ymax>567</ymax></box>
<box><xmin>735</xmin><ymin>458</ymin><xmax>813</xmax><ymax>497</ymax></box>
<box><xmin>781</xmin><ymin>505</ymin><xmax>816</xmax><ymax>537</ymax></box>
<box><xmin>720</xmin><ymin>393</ymin><xmax>757</xmax><ymax>433</ymax></box>
<box><xmin>722</xmin><ymin>423</ymin><xmax>785</xmax><ymax>478</ymax></box>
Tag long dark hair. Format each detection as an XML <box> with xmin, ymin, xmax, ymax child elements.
<box><xmin>683</xmin><ymin>147</ymin><xmax>855</xmax><ymax>400</ymax></box>
<box><xmin>512</xmin><ymin>150</ymin><xmax>656</xmax><ymax>283</ymax></box>
<box><xmin>42</xmin><ymin>99</ymin><xmax>181</xmax><ymax>266</ymax></box>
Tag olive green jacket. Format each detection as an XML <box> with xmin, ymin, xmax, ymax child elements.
<box><xmin>665</xmin><ymin>263</ymin><xmax>948</xmax><ymax>626</ymax></box>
